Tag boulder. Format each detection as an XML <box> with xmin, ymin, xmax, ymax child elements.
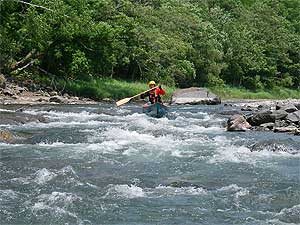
<box><xmin>227</xmin><ymin>114</ymin><xmax>251</xmax><ymax>132</ymax></box>
<box><xmin>295</xmin><ymin>103</ymin><xmax>300</xmax><ymax>110</ymax></box>
<box><xmin>171</xmin><ymin>87</ymin><xmax>221</xmax><ymax>105</ymax></box>
<box><xmin>285</xmin><ymin>111</ymin><xmax>300</xmax><ymax>124</ymax></box>
<box><xmin>270</xmin><ymin>110</ymin><xmax>288</xmax><ymax>120</ymax></box>
<box><xmin>0</xmin><ymin>129</ymin><xmax>15</xmax><ymax>143</ymax></box>
<box><xmin>247</xmin><ymin>110</ymin><xmax>273</xmax><ymax>126</ymax></box>
<box><xmin>247</xmin><ymin>110</ymin><xmax>288</xmax><ymax>126</ymax></box>
<box><xmin>276</xmin><ymin>104</ymin><xmax>298</xmax><ymax>113</ymax></box>
<box><xmin>49</xmin><ymin>96</ymin><xmax>67</xmax><ymax>104</ymax></box>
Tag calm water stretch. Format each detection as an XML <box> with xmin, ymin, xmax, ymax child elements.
<box><xmin>0</xmin><ymin>103</ymin><xmax>299</xmax><ymax>225</ymax></box>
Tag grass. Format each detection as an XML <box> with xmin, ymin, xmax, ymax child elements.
<box><xmin>209</xmin><ymin>85</ymin><xmax>300</xmax><ymax>100</ymax></box>
<box><xmin>33</xmin><ymin>73</ymin><xmax>299</xmax><ymax>101</ymax></box>
<box><xmin>60</xmin><ymin>78</ymin><xmax>176</xmax><ymax>100</ymax></box>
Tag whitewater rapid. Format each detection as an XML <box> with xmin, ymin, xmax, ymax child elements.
<box><xmin>1</xmin><ymin>103</ymin><xmax>299</xmax><ymax>224</ymax></box>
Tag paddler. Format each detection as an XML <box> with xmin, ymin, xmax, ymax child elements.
<box><xmin>141</xmin><ymin>81</ymin><xmax>166</xmax><ymax>105</ymax></box>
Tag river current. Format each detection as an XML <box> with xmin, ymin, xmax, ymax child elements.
<box><xmin>0</xmin><ymin>103</ymin><xmax>299</xmax><ymax>225</ymax></box>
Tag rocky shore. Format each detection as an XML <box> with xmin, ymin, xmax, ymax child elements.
<box><xmin>226</xmin><ymin>99</ymin><xmax>300</xmax><ymax>135</ymax></box>
<box><xmin>0</xmin><ymin>75</ymin><xmax>97</xmax><ymax>105</ymax></box>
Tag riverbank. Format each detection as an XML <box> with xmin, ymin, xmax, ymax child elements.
<box><xmin>209</xmin><ymin>85</ymin><xmax>300</xmax><ymax>100</ymax></box>
<box><xmin>0</xmin><ymin>75</ymin><xmax>299</xmax><ymax>105</ymax></box>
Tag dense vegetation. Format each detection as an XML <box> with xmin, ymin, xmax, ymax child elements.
<box><xmin>0</xmin><ymin>0</ymin><xmax>299</xmax><ymax>98</ymax></box>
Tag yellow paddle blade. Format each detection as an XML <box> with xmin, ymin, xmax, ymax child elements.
<box><xmin>116</xmin><ymin>97</ymin><xmax>131</xmax><ymax>106</ymax></box>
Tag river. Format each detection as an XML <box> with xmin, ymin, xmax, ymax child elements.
<box><xmin>0</xmin><ymin>103</ymin><xmax>299</xmax><ymax>225</ymax></box>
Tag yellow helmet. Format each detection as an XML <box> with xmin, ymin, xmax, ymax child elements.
<box><xmin>148</xmin><ymin>81</ymin><xmax>156</xmax><ymax>85</ymax></box>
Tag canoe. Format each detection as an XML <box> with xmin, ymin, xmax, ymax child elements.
<box><xmin>142</xmin><ymin>103</ymin><xmax>168</xmax><ymax>118</ymax></box>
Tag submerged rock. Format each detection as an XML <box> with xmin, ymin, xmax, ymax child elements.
<box><xmin>0</xmin><ymin>111</ymin><xmax>46</xmax><ymax>125</ymax></box>
<box><xmin>167</xmin><ymin>181</ymin><xmax>200</xmax><ymax>188</ymax></box>
<box><xmin>227</xmin><ymin>114</ymin><xmax>251</xmax><ymax>132</ymax></box>
<box><xmin>250</xmin><ymin>140</ymin><xmax>298</xmax><ymax>154</ymax></box>
<box><xmin>171</xmin><ymin>87</ymin><xmax>221</xmax><ymax>105</ymax></box>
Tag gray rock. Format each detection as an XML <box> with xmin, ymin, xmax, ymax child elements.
<box><xmin>274</xmin><ymin>126</ymin><xmax>298</xmax><ymax>133</ymax></box>
<box><xmin>277</xmin><ymin>104</ymin><xmax>298</xmax><ymax>113</ymax></box>
<box><xmin>275</xmin><ymin>120</ymin><xmax>289</xmax><ymax>128</ymax></box>
<box><xmin>49</xmin><ymin>91</ymin><xmax>58</xmax><ymax>96</ymax></box>
<box><xmin>247</xmin><ymin>110</ymin><xmax>273</xmax><ymax>126</ymax></box>
<box><xmin>260</xmin><ymin>122</ymin><xmax>275</xmax><ymax>130</ymax></box>
<box><xmin>227</xmin><ymin>114</ymin><xmax>251</xmax><ymax>132</ymax></box>
<box><xmin>44</xmin><ymin>92</ymin><xmax>50</xmax><ymax>97</ymax></box>
<box><xmin>171</xmin><ymin>87</ymin><xmax>221</xmax><ymax>105</ymax></box>
<box><xmin>49</xmin><ymin>96</ymin><xmax>66</xmax><ymax>104</ymax></box>
<box><xmin>63</xmin><ymin>93</ymin><xmax>70</xmax><ymax>98</ymax></box>
<box><xmin>285</xmin><ymin>111</ymin><xmax>300</xmax><ymax>124</ymax></box>
<box><xmin>270</xmin><ymin>110</ymin><xmax>288</xmax><ymax>120</ymax></box>
<box><xmin>241</xmin><ymin>107</ymin><xmax>253</xmax><ymax>111</ymax></box>
<box><xmin>167</xmin><ymin>181</ymin><xmax>200</xmax><ymax>188</ymax></box>
<box><xmin>295</xmin><ymin>103</ymin><xmax>300</xmax><ymax>110</ymax></box>
<box><xmin>247</xmin><ymin>110</ymin><xmax>288</xmax><ymax>126</ymax></box>
<box><xmin>15</xmin><ymin>86</ymin><xmax>26</xmax><ymax>93</ymax></box>
<box><xmin>2</xmin><ymin>88</ymin><xmax>14</xmax><ymax>96</ymax></box>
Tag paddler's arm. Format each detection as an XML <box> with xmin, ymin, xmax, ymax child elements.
<box><xmin>140</xmin><ymin>92</ymin><xmax>150</xmax><ymax>99</ymax></box>
<box><xmin>156</xmin><ymin>85</ymin><xmax>165</xmax><ymax>95</ymax></box>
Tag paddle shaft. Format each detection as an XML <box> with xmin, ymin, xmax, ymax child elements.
<box><xmin>116</xmin><ymin>85</ymin><xmax>159</xmax><ymax>106</ymax></box>
<box><xmin>131</xmin><ymin>85</ymin><xmax>159</xmax><ymax>99</ymax></box>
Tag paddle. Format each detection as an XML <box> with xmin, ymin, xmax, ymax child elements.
<box><xmin>116</xmin><ymin>85</ymin><xmax>159</xmax><ymax>106</ymax></box>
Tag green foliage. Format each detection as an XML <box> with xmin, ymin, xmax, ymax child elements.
<box><xmin>210</xmin><ymin>85</ymin><xmax>300</xmax><ymax>99</ymax></box>
<box><xmin>60</xmin><ymin>78</ymin><xmax>176</xmax><ymax>100</ymax></box>
<box><xmin>0</xmin><ymin>0</ymin><xmax>299</xmax><ymax>97</ymax></box>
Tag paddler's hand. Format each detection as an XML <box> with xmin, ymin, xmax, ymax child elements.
<box><xmin>158</xmin><ymin>84</ymin><xmax>162</xmax><ymax>89</ymax></box>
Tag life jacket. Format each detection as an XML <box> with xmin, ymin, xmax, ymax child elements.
<box><xmin>148</xmin><ymin>88</ymin><xmax>165</xmax><ymax>104</ymax></box>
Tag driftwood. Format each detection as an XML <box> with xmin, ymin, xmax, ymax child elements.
<box><xmin>10</xmin><ymin>49</ymin><xmax>37</xmax><ymax>71</ymax></box>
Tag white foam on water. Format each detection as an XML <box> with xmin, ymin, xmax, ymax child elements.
<box><xmin>33</xmin><ymin>168</ymin><xmax>57</xmax><ymax>185</ymax></box>
<box><xmin>29</xmin><ymin>191</ymin><xmax>83</xmax><ymax>221</ymax></box>
<box><xmin>266</xmin><ymin>219</ymin><xmax>299</xmax><ymax>225</ymax></box>
<box><xmin>207</xmin><ymin>135</ymin><xmax>300</xmax><ymax>165</ymax></box>
<box><xmin>104</xmin><ymin>184</ymin><xmax>146</xmax><ymax>199</ymax></box>
<box><xmin>0</xmin><ymin>189</ymin><xmax>20</xmax><ymax>200</ymax></box>
<box><xmin>0</xmin><ymin>108</ymin><xmax>16</xmax><ymax>112</ymax></box>
<box><xmin>154</xmin><ymin>185</ymin><xmax>208</xmax><ymax>196</ymax></box>
<box><xmin>22</xmin><ymin>120</ymin><xmax>111</xmax><ymax>129</ymax></box>
<box><xmin>217</xmin><ymin>184</ymin><xmax>247</xmax><ymax>193</ymax></box>
<box><xmin>275</xmin><ymin>204</ymin><xmax>300</xmax><ymax>224</ymax></box>
<box><xmin>36</xmin><ymin>191</ymin><xmax>82</xmax><ymax>206</ymax></box>
<box><xmin>102</xmin><ymin>127</ymin><xmax>195</xmax><ymax>158</ymax></box>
